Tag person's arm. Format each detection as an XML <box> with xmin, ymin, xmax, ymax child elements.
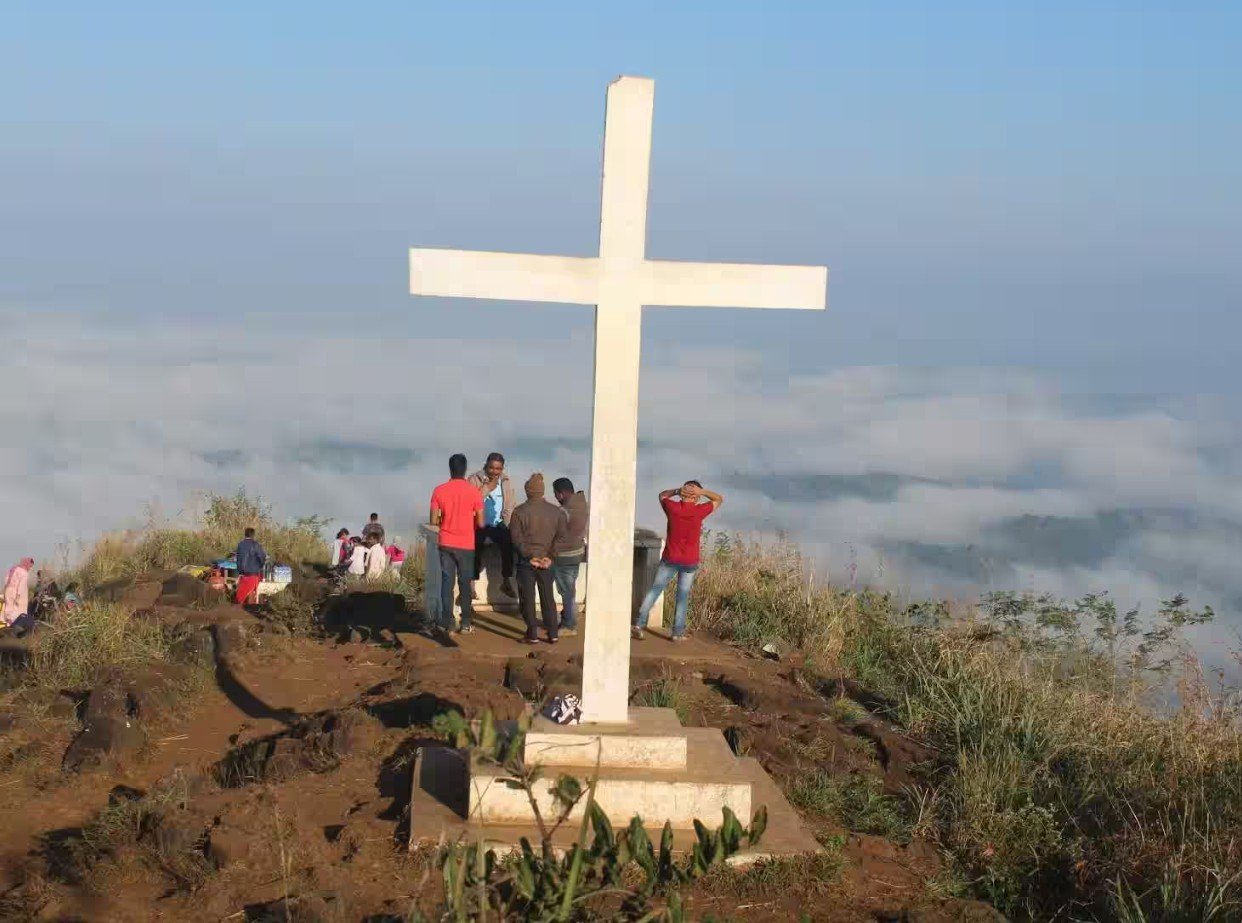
<box><xmin>509</xmin><ymin>511</ymin><xmax>529</xmax><ymax>559</ymax></box>
<box><xmin>430</xmin><ymin>504</ymin><xmax>442</xmax><ymax>526</ymax></box>
<box><xmin>474</xmin><ymin>509</ymin><xmax>484</xmax><ymax>529</ymax></box>
<box><xmin>544</xmin><ymin>512</ymin><xmax>568</xmax><ymax>567</ymax></box>
<box><xmin>658</xmin><ymin>488</ymin><xmax>679</xmax><ymax>501</ymax></box>
<box><xmin>699</xmin><ymin>487</ymin><xmax>724</xmax><ymax>510</ymax></box>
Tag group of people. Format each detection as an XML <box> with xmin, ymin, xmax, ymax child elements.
<box><xmin>329</xmin><ymin>514</ymin><xmax>408</xmax><ymax>580</ymax></box>
<box><xmin>429</xmin><ymin>450</ymin><xmax>721</xmax><ymax>645</ymax></box>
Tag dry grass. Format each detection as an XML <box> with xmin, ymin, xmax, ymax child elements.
<box><xmin>687</xmin><ymin>538</ymin><xmax>1242</xmax><ymax>920</ymax></box>
<box><xmin>26</xmin><ymin>600</ymin><xmax>170</xmax><ymax>690</ymax></box>
<box><xmin>690</xmin><ymin>535</ymin><xmax>853</xmax><ymax>665</ymax></box>
<box><xmin>73</xmin><ymin>490</ymin><xmax>329</xmax><ymax>592</ymax></box>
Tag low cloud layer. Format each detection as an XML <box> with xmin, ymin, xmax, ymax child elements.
<box><xmin>5</xmin><ymin>311</ymin><xmax>1241</xmax><ymax>653</ymax></box>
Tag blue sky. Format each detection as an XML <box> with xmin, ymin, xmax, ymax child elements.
<box><xmin>5</xmin><ymin>2</ymin><xmax>1239</xmax><ymax>392</ymax></box>
<box><xmin>4</xmin><ymin>3</ymin><xmax>1242</xmax><ymax>659</ymax></box>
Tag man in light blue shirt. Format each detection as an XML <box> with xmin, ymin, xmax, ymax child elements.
<box><xmin>467</xmin><ymin>451</ymin><xmax>517</xmax><ymax>598</ymax></box>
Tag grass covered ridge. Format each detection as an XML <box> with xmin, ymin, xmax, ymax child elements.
<box><xmin>690</xmin><ymin>538</ymin><xmax>1242</xmax><ymax>921</ymax></box>
<box><xmin>73</xmin><ymin>490</ymin><xmax>330</xmax><ymax>592</ymax></box>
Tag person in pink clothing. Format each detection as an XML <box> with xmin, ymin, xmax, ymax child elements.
<box><xmin>2</xmin><ymin>557</ymin><xmax>35</xmax><ymax>628</ymax></box>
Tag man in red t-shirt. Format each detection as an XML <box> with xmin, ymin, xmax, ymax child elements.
<box><xmin>632</xmin><ymin>480</ymin><xmax>723</xmax><ymax>641</ymax></box>
<box><xmin>430</xmin><ymin>453</ymin><xmax>485</xmax><ymax>634</ymax></box>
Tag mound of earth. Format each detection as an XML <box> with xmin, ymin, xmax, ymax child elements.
<box><xmin>0</xmin><ymin>577</ymin><xmax>999</xmax><ymax>922</ymax></box>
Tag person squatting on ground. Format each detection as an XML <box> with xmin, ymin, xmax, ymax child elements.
<box><xmin>551</xmin><ymin>477</ymin><xmax>589</xmax><ymax>636</ymax></box>
<box><xmin>364</xmin><ymin>535</ymin><xmax>389</xmax><ymax>579</ymax></box>
<box><xmin>234</xmin><ymin>528</ymin><xmax>267</xmax><ymax>606</ymax></box>
<box><xmin>2</xmin><ymin>557</ymin><xmax>34</xmax><ymax>631</ymax></box>
<box><xmin>468</xmin><ymin>452</ymin><xmax>517</xmax><ymax>598</ymax></box>
<box><xmin>632</xmin><ymin>480</ymin><xmax>723</xmax><ymax>641</ymax></box>
<box><xmin>430</xmin><ymin>453</ymin><xmax>484</xmax><ymax>635</ymax></box>
<box><xmin>509</xmin><ymin>472</ymin><xmax>568</xmax><ymax>645</ymax></box>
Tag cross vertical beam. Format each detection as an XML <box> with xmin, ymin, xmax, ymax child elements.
<box><xmin>580</xmin><ymin>77</ymin><xmax>655</xmax><ymax>724</ymax></box>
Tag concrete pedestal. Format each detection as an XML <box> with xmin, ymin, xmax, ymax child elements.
<box><xmin>409</xmin><ymin>706</ymin><xmax>821</xmax><ymax>861</ymax></box>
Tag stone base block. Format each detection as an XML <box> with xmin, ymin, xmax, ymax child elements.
<box><xmin>472</xmin><ymin>712</ymin><xmax>751</xmax><ymax>828</ymax></box>
<box><xmin>524</xmin><ymin>706</ymin><xmax>687</xmax><ymax>770</ymax></box>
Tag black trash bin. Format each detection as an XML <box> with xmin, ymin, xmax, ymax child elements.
<box><xmin>631</xmin><ymin>528</ymin><xmax>664</xmax><ymax>618</ymax></box>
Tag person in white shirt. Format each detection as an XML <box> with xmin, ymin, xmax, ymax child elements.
<box><xmin>365</xmin><ymin>537</ymin><xmax>389</xmax><ymax>579</ymax></box>
<box><xmin>347</xmin><ymin>538</ymin><xmax>368</xmax><ymax>576</ymax></box>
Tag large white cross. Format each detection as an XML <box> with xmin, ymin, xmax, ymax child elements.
<box><xmin>409</xmin><ymin>76</ymin><xmax>827</xmax><ymax>724</ymax></box>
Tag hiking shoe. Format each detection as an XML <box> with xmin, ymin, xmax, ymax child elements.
<box><xmin>670</xmin><ymin>633</ymin><xmax>688</xmax><ymax>643</ymax></box>
<box><xmin>454</xmin><ymin>625</ymin><xmax>476</xmax><ymax>635</ymax></box>
<box><xmin>520</xmin><ymin>636</ymin><xmax>541</xmax><ymax>645</ymax></box>
<box><xmin>631</xmin><ymin>626</ymin><xmax>645</xmax><ymax>640</ymax></box>
<box><xmin>558</xmin><ymin>627</ymin><xmax>578</xmax><ymax>637</ymax></box>
<box><xmin>547</xmin><ymin>636</ymin><xmax>559</xmax><ymax>645</ymax></box>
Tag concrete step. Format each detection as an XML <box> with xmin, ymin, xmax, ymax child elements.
<box><xmin>472</xmin><ymin>724</ymin><xmax>750</xmax><ymax>827</ymax></box>
<box><xmin>524</xmin><ymin>706</ymin><xmax>688</xmax><ymax>770</ymax></box>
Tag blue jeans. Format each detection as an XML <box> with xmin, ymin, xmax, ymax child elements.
<box><xmin>439</xmin><ymin>546</ymin><xmax>475</xmax><ymax>629</ymax></box>
<box><xmin>634</xmin><ymin>561</ymin><xmax>698</xmax><ymax>636</ymax></box>
<box><xmin>553</xmin><ymin>553</ymin><xmax>583</xmax><ymax>629</ymax></box>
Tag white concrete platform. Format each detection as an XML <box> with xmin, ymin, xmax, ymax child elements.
<box><xmin>473</xmin><ymin>725</ymin><xmax>750</xmax><ymax>826</ymax></box>
<box><xmin>523</xmin><ymin>706</ymin><xmax>687</xmax><ymax>770</ymax></box>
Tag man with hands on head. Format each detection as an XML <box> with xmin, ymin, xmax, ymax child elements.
<box><xmin>632</xmin><ymin>480</ymin><xmax>723</xmax><ymax>642</ymax></box>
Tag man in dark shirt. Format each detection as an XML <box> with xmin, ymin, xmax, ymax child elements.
<box><xmin>234</xmin><ymin>527</ymin><xmax>267</xmax><ymax>606</ymax></box>
<box><xmin>509</xmin><ymin>473</ymin><xmax>567</xmax><ymax>644</ymax></box>
<box><xmin>361</xmin><ymin>513</ymin><xmax>385</xmax><ymax>545</ymax></box>
<box><xmin>551</xmin><ymin>477</ymin><xmax>589</xmax><ymax>636</ymax></box>
<box><xmin>632</xmin><ymin>480</ymin><xmax>722</xmax><ymax>641</ymax></box>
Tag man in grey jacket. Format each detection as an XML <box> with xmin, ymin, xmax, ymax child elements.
<box><xmin>509</xmin><ymin>473</ymin><xmax>567</xmax><ymax>644</ymax></box>
<box><xmin>551</xmin><ymin>477</ymin><xmax>588</xmax><ymax>636</ymax></box>
<box><xmin>467</xmin><ymin>452</ymin><xmax>517</xmax><ymax>598</ymax></box>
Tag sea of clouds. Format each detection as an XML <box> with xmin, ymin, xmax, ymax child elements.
<box><xmin>5</xmin><ymin>311</ymin><xmax>1241</xmax><ymax>662</ymax></box>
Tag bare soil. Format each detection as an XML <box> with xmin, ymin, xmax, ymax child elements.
<box><xmin>0</xmin><ymin>578</ymin><xmax>1001</xmax><ymax>922</ymax></box>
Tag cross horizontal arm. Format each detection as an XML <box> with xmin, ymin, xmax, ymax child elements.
<box><xmin>642</xmin><ymin>260</ymin><xmax>827</xmax><ymax>310</ymax></box>
<box><xmin>410</xmin><ymin>248</ymin><xmax>601</xmax><ymax>305</ymax></box>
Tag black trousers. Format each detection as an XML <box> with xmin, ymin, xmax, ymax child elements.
<box><xmin>517</xmin><ymin>557</ymin><xmax>558</xmax><ymax>641</ymax></box>
<box><xmin>474</xmin><ymin>523</ymin><xmax>515</xmax><ymax>580</ymax></box>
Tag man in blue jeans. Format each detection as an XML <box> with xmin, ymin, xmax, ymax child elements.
<box><xmin>632</xmin><ymin>480</ymin><xmax>724</xmax><ymax>641</ymax></box>
<box><xmin>551</xmin><ymin>477</ymin><xmax>589</xmax><ymax>636</ymax></box>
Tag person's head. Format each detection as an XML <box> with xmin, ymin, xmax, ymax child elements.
<box><xmin>369</xmin><ymin>513</ymin><xmax>379</xmax><ymax>523</ymax></box>
<box><xmin>18</xmin><ymin>557</ymin><xmax>34</xmax><ymax>570</ymax></box>
<box><xmin>336</xmin><ymin>528</ymin><xmax>349</xmax><ymax>540</ymax></box>
<box><xmin>366</xmin><ymin>535</ymin><xmax>378</xmax><ymax>547</ymax></box>
<box><xmin>679</xmin><ymin>480</ymin><xmax>703</xmax><ymax>501</ymax></box>
<box><xmin>351</xmin><ymin>536</ymin><xmax>362</xmax><ymax>545</ymax></box>
<box><xmin>485</xmin><ymin>452</ymin><xmax>506</xmax><ymax>479</ymax></box>
<box><xmin>244</xmin><ymin>528</ymin><xmax>256</xmax><ymax>539</ymax></box>
<box><xmin>525</xmin><ymin>472</ymin><xmax>545</xmax><ymax>499</ymax></box>
<box><xmin>552</xmin><ymin>477</ymin><xmax>575</xmax><ymax>504</ymax></box>
<box><xmin>449</xmin><ymin>453</ymin><xmax>468</xmax><ymax>479</ymax></box>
